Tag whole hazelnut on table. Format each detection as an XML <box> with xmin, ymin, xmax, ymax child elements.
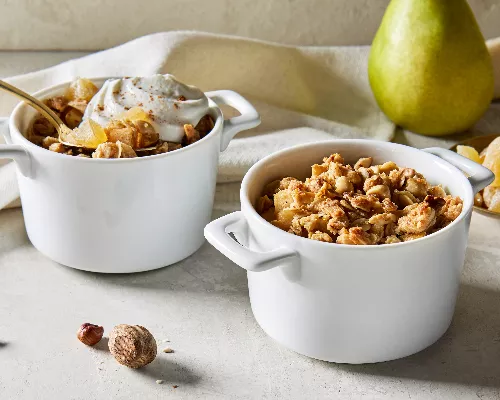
<box><xmin>77</xmin><ymin>323</ymin><xmax>104</xmax><ymax>346</ymax></box>
<box><xmin>108</xmin><ymin>324</ymin><xmax>157</xmax><ymax>368</ymax></box>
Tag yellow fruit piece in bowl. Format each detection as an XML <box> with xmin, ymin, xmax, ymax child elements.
<box><xmin>486</xmin><ymin>159</ymin><xmax>500</xmax><ymax>187</ymax></box>
<box><xmin>118</xmin><ymin>107</ymin><xmax>153</xmax><ymax>124</ymax></box>
<box><xmin>66</xmin><ymin>78</ymin><xmax>99</xmax><ymax>102</ymax></box>
<box><xmin>482</xmin><ymin>137</ymin><xmax>500</xmax><ymax>187</ymax></box>
<box><xmin>486</xmin><ymin>187</ymin><xmax>500</xmax><ymax>212</ymax></box>
<box><xmin>456</xmin><ymin>145</ymin><xmax>481</xmax><ymax>164</ymax></box>
<box><xmin>480</xmin><ymin>147</ymin><xmax>488</xmax><ymax>163</ymax></box>
<box><xmin>60</xmin><ymin>119</ymin><xmax>107</xmax><ymax>149</ymax></box>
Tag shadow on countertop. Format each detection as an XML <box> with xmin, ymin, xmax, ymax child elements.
<box><xmin>60</xmin><ymin>208</ymin><xmax>249</xmax><ymax>296</ymax></box>
<box><xmin>340</xmin><ymin>283</ymin><xmax>500</xmax><ymax>388</ymax></box>
<box><xmin>93</xmin><ymin>336</ymin><xmax>109</xmax><ymax>352</ymax></box>
<box><xmin>65</xmin><ymin>240</ymin><xmax>250</xmax><ymax>296</ymax></box>
<box><xmin>136</xmin><ymin>356</ymin><xmax>202</xmax><ymax>387</ymax></box>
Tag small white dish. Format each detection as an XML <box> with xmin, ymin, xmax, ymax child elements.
<box><xmin>205</xmin><ymin>140</ymin><xmax>493</xmax><ymax>364</ymax></box>
<box><xmin>0</xmin><ymin>78</ymin><xmax>260</xmax><ymax>273</ymax></box>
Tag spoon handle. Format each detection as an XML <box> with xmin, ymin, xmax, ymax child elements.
<box><xmin>0</xmin><ymin>79</ymin><xmax>65</xmax><ymax>133</ymax></box>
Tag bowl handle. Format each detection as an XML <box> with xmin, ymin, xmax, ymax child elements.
<box><xmin>205</xmin><ymin>90</ymin><xmax>261</xmax><ymax>151</ymax></box>
<box><xmin>204</xmin><ymin>211</ymin><xmax>298</xmax><ymax>272</ymax></box>
<box><xmin>422</xmin><ymin>147</ymin><xmax>494</xmax><ymax>194</ymax></box>
<box><xmin>0</xmin><ymin>117</ymin><xmax>32</xmax><ymax>178</ymax></box>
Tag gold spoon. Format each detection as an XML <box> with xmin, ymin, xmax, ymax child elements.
<box><xmin>0</xmin><ymin>79</ymin><xmax>159</xmax><ymax>152</ymax></box>
<box><xmin>0</xmin><ymin>79</ymin><xmax>73</xmax><ymax>137</ymax></box>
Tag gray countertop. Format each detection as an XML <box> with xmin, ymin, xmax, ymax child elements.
<box><xmin>1</xmin><ymin>208</ymin><xmax>500</xmax><ymax>400</ymax></box>
<box><xmin>1</xmin><ymin>51</ymin><xmax>500</xmax><ymax>400</ymax></box>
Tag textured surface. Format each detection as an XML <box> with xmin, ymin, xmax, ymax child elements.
<box><xmin>0</xmin><ymin>0</ymin><xmax>499</xmax><ymax>50</ymax></box>
<box><xmin>1</xmin><ymin>207</ymin><xmax>500</xmax><ymax>399</ymax></box>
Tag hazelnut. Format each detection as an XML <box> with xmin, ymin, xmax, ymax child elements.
<box><xmin>108</xmin><ymin>324</ymin><xmax>157</xmax><ymax>369</ymax></box>
<box><xmin>77</xmin><ymin>323</ymin><xmax>104</xmax><ymax>346</ymax></box>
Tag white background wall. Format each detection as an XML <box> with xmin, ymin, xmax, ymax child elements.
<box><xmin>0</xmin><ymin>0</ymin><xmax>499</xmax><ymax>50</ymax></box>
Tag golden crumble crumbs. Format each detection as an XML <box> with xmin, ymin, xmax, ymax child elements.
<box><xmin>257</xmin><ymin>154</ymin><xmax>463</xmax><ymax>245</ymax></box>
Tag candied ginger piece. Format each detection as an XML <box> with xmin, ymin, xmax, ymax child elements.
<box><xmin>118</xmin><ymin>107</ymin><xmax>153</xmax><ymax>124</ymax></box>
<box><xmin>67</xmin><ymin>78</ymin><xmax>98</xmax><ymax>102</ymax></box>
<box><xmin>456</xmin><ymin>145</ymin><xmax>481</xmax><ymax>164</ymax></box>
<box><xmin>480</xmin><ymin>147</ymin><xmax>488</xmax><ymax>163</ymax></box>
<box><xmin>488</xmin><ymin>195</ymin><xmax>500</xmax><ymax>213</ymax></box>
<box><xmin>485</xmin><ymin>157</ymin><xmax>500</xmax><ymax>187</ymax></box>
<box><xmin>60</xmin><ymin>119</ymin><xmax>107</xmax><ymax>148</ymax></box>
<box><xmin>483</xmin><ymin>185</ymin><xmax>500</xmax><ymax>208</ymax></box>
<box><xmin>483</xmin><ymin>185</ymin><xmax>500</xmax><ymax>212</ymax></box>
<box><xmin>483</xmin><ymin>137</ymin><xmax>500</xmax><ymax>187</ymax></box>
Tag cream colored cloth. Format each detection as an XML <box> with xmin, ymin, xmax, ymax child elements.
<box><xmin>0</xmin><ymin>31</ymin><xmax>396</xmax><ymax>210</ymax></box>
<box><xmin>1</xmin><ymin>31</ymin><xmax>499</xmax><ymax>211</ymax></box>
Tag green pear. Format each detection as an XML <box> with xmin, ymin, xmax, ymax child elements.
<box><xmin>368</xmin><ymin>0</ymin><xmax>494</xmax><ymax>136</ymax></box>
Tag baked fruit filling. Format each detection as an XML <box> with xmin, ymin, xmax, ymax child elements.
<box><xmin>257</xmin><ymin>153</ymin><xmax>464</xmax><ymax>245</ymax></box>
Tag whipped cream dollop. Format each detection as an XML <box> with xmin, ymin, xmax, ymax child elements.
<box><xmin>83</xmin><ymin>74</ymin><xmax>210</xmax><ymax>142</ymax></box>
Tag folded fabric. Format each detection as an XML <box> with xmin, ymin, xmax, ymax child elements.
<box><xmin>0</xmin><ymin>31</ymin><xmax>398</xmax><ymax>210</ymax></box>
<box><xmin>1</xmin><ymin>31</ymin><xmax>499</xmax><ymax>211</ymax></box>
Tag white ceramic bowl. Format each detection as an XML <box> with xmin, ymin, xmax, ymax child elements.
<box><xmin>204</xmin><ymin>140</ymin><xmax>493</xmax><ymax>364</ymax></box>
<box><xmin>0</xmin><ymin>78</ymin><xmax>260</xmax><ymax>273</ymax></box>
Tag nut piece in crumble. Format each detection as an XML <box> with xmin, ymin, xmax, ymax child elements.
<box><xmin>258</xmin><ymin>153</ymin><xmax>463</xmax><ymax>245</ymax></box>
<box><xmin>92</xmin><ymin>141</ymin><xmax>137</xmax><ymax>159</ymax></box>
<box><xmin>105</xmin><ymin>119</ymin><xmax>159</xmax><ymax>149</ymax></box>
<box><xmin>183</xmin><ymin>124</ymin><xmax>200</xmax><ymax>145</ymax></box>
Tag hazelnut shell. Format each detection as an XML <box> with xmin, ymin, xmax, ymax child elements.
<box><xmin>77</xmin><ymin>323</ymin><xmax>104</xmax><ymax>346</ymax></box>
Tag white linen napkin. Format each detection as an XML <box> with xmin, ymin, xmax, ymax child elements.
<box><xmin>0</xmin><ymin>31</ymin><xmax>498</xmax><ymax>211</ymax></box>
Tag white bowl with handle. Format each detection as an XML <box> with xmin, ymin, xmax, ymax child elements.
<box><xmin>0</xmin><ymin>78</ymin><xmax>260</xmax><ymax>273</ymax></box>
<box><xmin>204</xmin><ymin>140</ymin><xmax>493</xmax><ymax>363</ymax></box>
